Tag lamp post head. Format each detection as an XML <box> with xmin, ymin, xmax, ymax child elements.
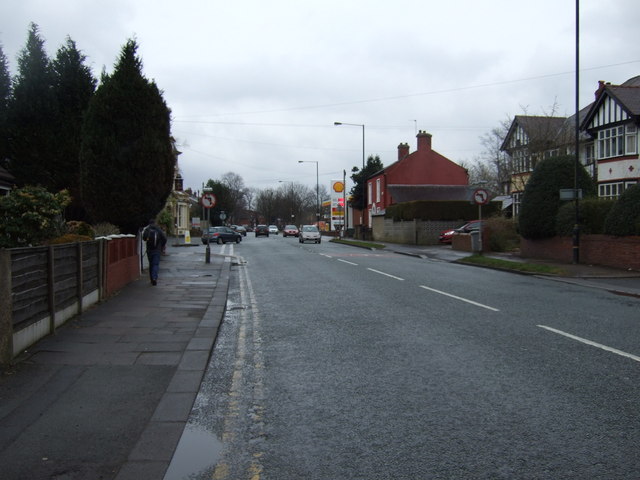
<box><xmin>334</xmin><ymin>122</ymin><xmax>342</xmax><ymax>125</ymax></box>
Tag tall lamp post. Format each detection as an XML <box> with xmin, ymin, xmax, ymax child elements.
<box><xmin>298</xmin><ymin>161</ymin><xmax>319</xmax><ymax>225</ymax></box>
<box><xmin>334</xmin><ymin>122</ymin><xmax>365</xmax><ymax>227</ymax></box>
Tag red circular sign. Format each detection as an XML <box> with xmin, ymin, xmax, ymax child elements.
<box><xmin>201</xmin><ymin>193</ymin><xmax>217</xmax><ymax>208</ymax></box>
<box><xmin>473</xmin><ymin>188</ymin><xmax>489</xmax><ymax>205</ymax></box>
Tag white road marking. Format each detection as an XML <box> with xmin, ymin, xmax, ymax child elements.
<box><xmin>367</xmin><ymin>268</ymin><xmax>404</xmax><ymax>281</ymax></box>
<box><xmin>320</xmin><ymin>254</ymin><xmax>333</xmax><ymax>258</ymax></box>
<box><xmin>419</xmin><ymin>285</ymin><xmax>500</xmax><ymax>311</ymax></box>
<box><xmin>337</xmin><ymin>259</ymin><xmax>358</xmax><ymax>266</ymax></box>
<box><xmin>538</xmin><ymin>325</ymin><xmax>640</xmax><ymax>363</ymax></box>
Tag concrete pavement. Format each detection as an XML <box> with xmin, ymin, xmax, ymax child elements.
<box><xmin>0</xmin><ymin>241</ymin><xmax>229</xmax><ymax>480</ymax></box>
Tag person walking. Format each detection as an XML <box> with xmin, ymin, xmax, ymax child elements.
<box><xmin>142</xmin><ymin>219</ymin><xmax>167</xmax><ymax>285</ymax></box>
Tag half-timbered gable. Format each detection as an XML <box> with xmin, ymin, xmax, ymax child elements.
<box><xmin>501</xmin><ymin>115</ymin><xmax>567</xmax><ymax>215</ymax></box>
<box><xmin>581</xmin><ymin>77</ymin><xmax>640</xmax><ymax>199</ymax></box>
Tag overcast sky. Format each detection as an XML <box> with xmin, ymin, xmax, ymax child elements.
<box><xmin>1</xmin><ymin>0</ymin><xmax>638</xmax><ymax>194</ymax></box>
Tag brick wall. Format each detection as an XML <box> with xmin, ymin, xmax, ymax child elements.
<box><xmin>520</xmin><ymin>235</ymin><xmax>640</xmax><ymax>270</ymax></box>
<box><xmin>105</xmin><ymin>237</ymin><xmax>140</xmax><ymax>296</ymax></box>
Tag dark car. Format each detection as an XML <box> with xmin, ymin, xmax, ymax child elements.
<box><xmin>255</xmin><ymin>224</ymin><xmax>269</xmax><ymax>237</ymax></box>
<box><xmin>231</xmin><ymin>225</ymin><xmax>247</xmax><ymax>236</ymax></box>
<box><xmin>202</xmin><ymin>226</ymin><xmax>242</xmax><ymax>244</ymax></box>
<box><xmin>439</xmin><ymin>220</ymin><xmax>481</xmax><ymax>244</ymax></box>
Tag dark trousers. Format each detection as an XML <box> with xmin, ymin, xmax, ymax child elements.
<box><xmin>147</xmin><ymin>250</ymin><xmax>161</xmax><ymax>281</ymax></box>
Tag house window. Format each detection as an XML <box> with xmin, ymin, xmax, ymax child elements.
<box><xmin>598</xmin><ymin>126</ymin><xmax>625</xmax><ymax>159</ymax></box>
<box><xmin>626</xmin><ymin>125</ymin><xmax>637</xmax><ymax>155</ymax></box>
<box><xmin>367</xmin><ymin>182</ymin><xmax>372</xmax><ymax>205</ymax></box>
<box><xmin>599</xmin><ymin>182</ymin><xmax>626</xmax><ymax>199</ymax></box>
<box><xmin>512</xmin><ymin>192</ymin><xmax>522</xmax><ymax>217</ymax></box>
<box><xmin>375</xmin><ymin>178</ymin><xmax>381</xmax><ymax>202</ymax></box>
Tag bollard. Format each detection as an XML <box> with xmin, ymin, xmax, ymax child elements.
<box><xmin>205</xmin><ymin>243</ymin><xmax>210</xmax><ymax>264</ymax></box>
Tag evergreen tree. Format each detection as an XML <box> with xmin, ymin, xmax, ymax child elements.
<box><xmin>519</xmin><ymin>155</ymin><xmax>596</xmax><ymax>239</ymax></box>
<box><xmin>350</xmin><ymin>154</ymin><xmax>383</xmax><ymax>212</ymax></box>
<box><xmin>80</xmin><ymin>39</ymin><xmax>175</xmax><ymax>233</ymax></box>
<box><xmin>0</xmin><ymin>44</ymin><xmax>11</xmax><ymax>165</ymax></box>
<box><xmin>6</xmin><ymin>23</ymin><xmax>57</xmax><ymax>187</ymax></box>
<box><xmin>51</xmin><ymin>37</ymin><xmax>97</xmax><ymax>219</ymax></box>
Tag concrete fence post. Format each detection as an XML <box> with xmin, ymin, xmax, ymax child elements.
<box><xmin>0</xmin><ymin>249</ymin><xmax>14</xmax><ymax>364</ymax></box>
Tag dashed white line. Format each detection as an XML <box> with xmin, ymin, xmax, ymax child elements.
<box><xmin>538</xmin><ymin>325</ymin><xmax>640</xmax><ymax>363</ymax></box>
<box><xmin>419</xmin><ymin>285</ymin><xmax>500</xmax><ymax>311</ymax></box>
<box><xmin>337</xmin><ymin>259</ymin><xmax>358</xmax><ymax>266</ymax></box>
<box><xmin>367</xmin><ymin>268</ymin><xmax>404</xmax><ymax>281</ymax></box>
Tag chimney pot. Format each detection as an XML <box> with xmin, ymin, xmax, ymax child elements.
<box><xmin>397</xmin><ymin>142</ymin><xmax>410</xmax><ymax>161</ymax></box>
<box><xmin>417</xmin><ymin>131</ymin><xmax>432</xmax><ymax>151</ymax></box>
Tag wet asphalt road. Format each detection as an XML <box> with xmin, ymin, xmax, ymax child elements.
<box><xmin>177</xmin><ymin>234</ymin><xmax>640</xmax><ymax>479</ymax></box>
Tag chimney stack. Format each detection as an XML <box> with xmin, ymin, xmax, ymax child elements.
<box><xmin>417</xmin><ymin>130</ymin><xmax>432</xmax><ymax>151</ymax></box>
<box><xmin>397</xmin><ymin>142</ymin><xmax>410</xmax><ymax>161</ymax></box>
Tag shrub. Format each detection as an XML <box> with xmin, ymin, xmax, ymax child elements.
<box><xmin>519</xmin><ymin>155</ymin><xmax>596</xmax><ymax>239</ymax></box>
<box><xmin>485</xmin><ymin>216</ymin><xmax>519</xmax><ymax>252</ymax></box>
<box><xmin>66</xmin><ymin>220</ymin><xmax>95</xmax><ymax>238</ymax></box>
<box><xmin>47</xmin><ymin>234</ymin><xmax>93</xmax><ymax>244</ymax></box>
<box><xmin>556</xmin><ymin>198</ymin><xmax>615</xmax><ymax>236</ymax></box>
<box><xmin>604</xmin><ymin>184</ymin><xmax>640</xmax><ymax>236</ymax></box>
<box><xmin>0</xmin><ymin>186</ymin><xmax>71</xmax><ymax>248</ymax></box>
<box><xmin>93</xmin><ymin>222</ymin><xmax>121</xmax><ymax>237</ymax></box>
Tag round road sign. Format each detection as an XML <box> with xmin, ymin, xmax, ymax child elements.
<box><xmin>201</xmin><ymin>193</ymin><xmax>217</xmax><ymax>208</ymax></box>
<box><xmin>473</xmin><ymin>188</ymin><xmax>489</xmax><ymax>205</ymax></box>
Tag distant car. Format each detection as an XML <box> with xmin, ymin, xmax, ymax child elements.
<box><xmin>202</xmin><ymin>226</ymin><xmax>242</xmax><ymax>245</ymax></box>
<box><xmin>255</xmin><ymin>224</ymin><xmax>269</xmax><ymax>237</ymax></box>
<box><xmin>439</xmin><ymin>220</ymin><xmax>481</xmax><ymax>244</ymax></box>
<box><xmin>299</xmin><ymin>225</ymin><xmax>321</xmax><ymax>244</ymax></box>
<box><xmin>231</xmin><ymin>225</ymin><xmax>247</xmax><ymax>236</ymax></box>
<box><xmin>283</xmin><ymin>225</ymin><xmax>299</xmax><ymax>237</ymax></box>
<box><xmin>268</xmin><ymin>225</ymin><xmax>279</xmax><ymax>234</ymax></box>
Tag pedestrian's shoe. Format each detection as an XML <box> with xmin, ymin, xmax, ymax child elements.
<box><xmin>151</xmin><ymin>279</ymin><xmax>157</xmax><ymax>286</ymax></box>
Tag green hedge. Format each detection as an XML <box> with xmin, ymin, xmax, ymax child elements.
<box><xmin>385</xmin><ymin>200</ymin><xmax>501</xmax><ymax>221</ymax></box>
<box><xmin>604</xmin><ymin>184</ymin><xmax>640</xmax><ymax>236</ymax></box>
<box><xmin>519</xmin><ymin>155</ymin><xmax>596</xmax><ymax>239</ymax></box>
<box><xmin>556</xmin><ymin>198</ymin><xmax>615</xmax><ymax>236</ymax></box>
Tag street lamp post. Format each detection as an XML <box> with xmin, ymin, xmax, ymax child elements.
<box><xmin>334</xmin><ymin>122</ymin><xmax>365</xmax><ymax>228</ymax></box>
<box><xmin>298</xmin><ymin>161</ymin><xmax>319</xmax><ymax>225</ymax></box>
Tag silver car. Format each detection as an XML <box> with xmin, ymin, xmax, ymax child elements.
<box><xmin>299</xmin><ymin>225</ymin><xmax>321</xmax><ymax>244</ymax></box>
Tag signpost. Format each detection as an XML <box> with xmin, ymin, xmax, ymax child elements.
<box><xmin>472</xmin><ymin>188</ymin><xmax>489</xmax><ymax>254</ymax></box>
<box><xmin>201</xmin><ymin>193</ymin><xmax>217</xmax><ymax>264</ymax></box>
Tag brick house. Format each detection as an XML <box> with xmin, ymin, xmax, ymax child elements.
<box><xmin>365</xmin><ymin>131</ymin><xmax>469</xmax><ymax>226</ymax></box>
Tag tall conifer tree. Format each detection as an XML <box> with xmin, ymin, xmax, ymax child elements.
<box><xmin>0</xmin><ymin>45</ymin><xmax>11</xmax><ymax>166</ymax></box>
<box><xmin>80</xmin><ymin>39</ymin><xmax>174</xmax><ymax>233</ymax></box>
<box><xmin>6</xmin><ymin>23</ymin><xmax>56</xmax><ymax>187</ymax></box>
<box><xmin>52</xmin><ymin>37</ymin><xmax>97</xmax><ymax>219</ymax></box>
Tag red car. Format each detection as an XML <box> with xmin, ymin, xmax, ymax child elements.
<box><xmin>283</xmin><ymin>225</ymin><xmax>299</xmax><ymax>237</ymax></box>
<box><xmin>439</xmin><ymin>220</ymin><xmax>481</xmax><ymax>244</ymax></box>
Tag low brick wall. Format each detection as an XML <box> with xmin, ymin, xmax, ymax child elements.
<box><xmin>104</xmin><ymin>236</ymin><xmax>140</xmax><ymax>297</ymax></box>
<box><xmin>372</xmin><ymin>217</ymin><xmax>463</xmax><ymax>245</ymax></box>
<box><xmin>520</xmin><ymin>235</ymin><xmax>640</xmax><ymax>270</ymax></box>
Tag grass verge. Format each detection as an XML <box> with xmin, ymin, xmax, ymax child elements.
<box><xmin>329</xmin><ymin>238</ymin><xmax>386</xmax><ymax>250</ymax></box>
<box><xmin>458</xmin><ymin>255</ymin><xmax>566</xmax><ymax>276</ymax></box>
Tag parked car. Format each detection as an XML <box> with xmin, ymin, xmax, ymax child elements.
<box><xmin>299</xmin><ymin>225</ymin><xmax>321</xmax><ymax>244</ymax></box>
<box><xmin>439</xmin><ymin>220</ymin><xmax>482</xmax><ymax>244</ymax></box>
<box><xmin>231</xmin><ymin>225</ymin><xmax>247</xmax><ymax>236</ymax></box>
<box><xmin>283</xmin><ymin>225</ymin><xmax>299</xmax><ymax>237</ymax></box>
<box><xmin>255</xmin><ymin>224</ymin><xmax>269</xmax><ymax>237</ymax></box>
<box><xmin>268</xmin><ymin>225</ymin><xmax>279</xmax><ymax>234</ymax></box>
<box><xmin>202</xmin><ymin>226</ymin><xmax>242</xmax><ymax>244</ymax></box>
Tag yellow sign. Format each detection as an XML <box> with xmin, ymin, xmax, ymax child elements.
<box><xmin>332</xmin><ymin>181</ymin><xmax>344</xmax><ymax>193</ymax></box>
